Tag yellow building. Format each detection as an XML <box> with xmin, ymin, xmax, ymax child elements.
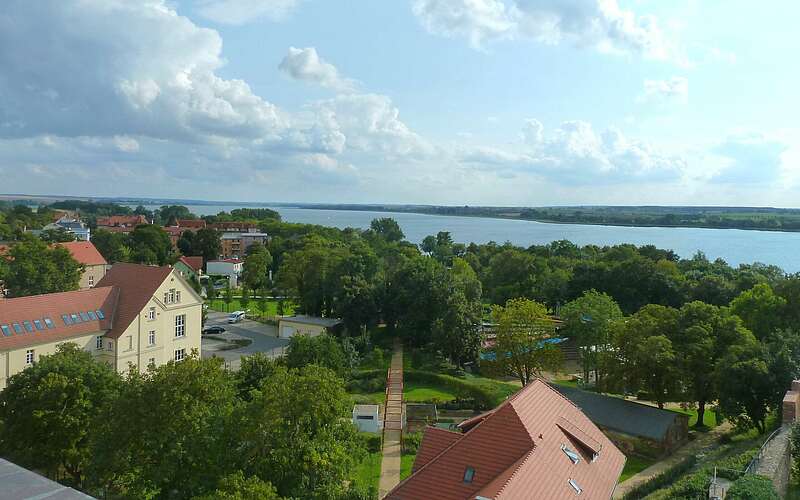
<box><xmin>0</xmin><ymin>263</ymin><xmax>202</xmax><ymax>389</ymax></box>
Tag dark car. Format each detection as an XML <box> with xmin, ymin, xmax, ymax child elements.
<box><xmin>202</xmin><ymin>325</ymin><xmax>226</xmax><ymax>335</ymax></box>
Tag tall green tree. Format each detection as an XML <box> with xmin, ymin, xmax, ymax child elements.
<box><xmin>716</xmin><ymin>344</ymin><xmax>773</xmax><ymax>434</ymax></box>
<box><xmin>285</xmin><ymin>334</ymin><xmax>349</xmax><ymax>379</ymax></box>
<box><xmin>88</xmin><ymin>356</ymin><xmax>238</xmax><ymax>498</ymax></box>
<box><xmin>490</xmin><ymin>298</ymin><xmax>562</xmax><ymax>386</ymax></box>
<box><xmin>194</xmin><ymin>471</ymin><xmax>283</xmax><ymax>500</ymax></box>
<box><xmin>224</xmin><ymin>281</ymin><xmax>233</xmax><ymax>312</ymax></box>
<box><xmin>242</xmin><ymin>243</ymin><xmax>272</xmax><ymax>291</ymax></box>
<box><xmin>0</xmin><ymin>344</ymin><xmax>120</xmax><ymax>486</ymax></box>
<box><xmin>5</xmin><ymin>236</ymin><xmax>83</xmax><ymax>297</ymax></box>
<box><xmin>235</xmin><ymin>365</ymin><xmax>362</xmax><ymax>500</ymax></box>
<box><xmin>729</xmin><ymin>283</ymin><xmax>787</xmax><ymax>340</ymax></box>
<box><xmin>129</xmin><ymin>224</ymin><xmax>174</xmax><ymax>265</ymax></box>
<box><xmin>560</xmin><ymin>290</ymin><xmax>623</xmax><ymax>384</ymax></box>
<box><xmin>192</xmin><ymin>228</ymin><xmax>222</xmax><ymax>266</ymax></box>
<box><xmin>369</xmin><ymin>217</ymin><xmax>404</xmax><ymax>242</ymax></box>
<box><xmin>240</xmin><ymin>287</ymin><xmax>250</xmax><ymax>313</ymax></box>
<box><xmin>432</xmin><ymin>258</ymin><xmax>483</xmax><ymax>366</ymax></box>
<box><xmin>91</xmin><ymin>228</ymin><xmax>131</xmax><ymax>263</ymax></box>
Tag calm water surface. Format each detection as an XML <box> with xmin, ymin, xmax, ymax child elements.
<box><xmin>129</xmin><ymin>204</ymin><xmax>800</xmax><ymax>272</ymax></box>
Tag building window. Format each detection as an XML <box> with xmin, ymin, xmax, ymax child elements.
<box><xmin>174</xmin><ymin>348</ymin><xmax>186</xmax><ymax>362</ymax></box>
<box><xmin>127</xmin><ymin>336</ymin><xmax>133</xmax><ymax>351</ymax></box>
<box><xmin>463</xmin><ymin>466</ymin><xmax>475</xmax><ymax>484</ymax></box>
<box><xmin>88</xmin><ymin>275</ymin><xmax>94</xmax><ymax>287</ymax></box>
<box><xmin>562</xmin><ymin>444</ymin><xmax>581</xmax><ymax>465</ymax></box>
<box><xmin>148</xmin><ymin>357</ymin><xmax>156</xmax><ymax>366</ymax></box>
<box><xmin>169</xmin><ymin>289</ymin><xmax>175</xmax><ymax>304</ymax></box>
<box><xmin>25</xmin><ymin>349</ymin><xmax>34</xmax><ymax>365</ymax></box>
<box><xmin>175</xmin><ymin>315</ymin><xmax>186</xmax><ymax>338</ymax></box>
<box><xmin>148</xmin><ymin>330</ymin><xmax>156</xmax><ymax>346</ymax></box>
<box><xmin>96</xmin><ymin>336</ymin><xmax>103</xmax><ymax>350</ymax></box>
<box><xmin>175</xmin><ymin>290</ymin><xmax>181</xmax><ymax>303</ymax></box>
<box><xmin>568</xmin><ymin>479</ymin><xmax>583</xmax><ymax>495</ymax></box>
<box><xmin>163</xmin><ymin>292</ymin><xmax>169</xmax><ymax>304</ymax></box>
<box><xmin>107</xmin><ymin>340</ymin><xmax>114</xmax><ymax>351</ymax></box>
<box><xmin>147</xmin><ymin>307</ymin><xmax>156</xmax><ymax>321</ymax></box>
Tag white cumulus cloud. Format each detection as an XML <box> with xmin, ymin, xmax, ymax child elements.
<box><xmin>279</xmin><ymin>47</ymin><xmax>357</xmax><ymax>92</ymax></box>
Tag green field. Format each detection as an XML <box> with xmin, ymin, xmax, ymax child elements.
<box><xmin>206</xmin><ymin>298</ymin><xmax>295</xmax><ymax>316</ymax></box>
<box><xmin>351</xmin><ymin>450</ymin><xmax>382</xmax><ymax>493</ymax></box>
<box><xmin>619</xmin><ymin>455</ymin><xmax>656</xmax><ymax>482</ymax></box>
<box><xmin>669</xmin><ymin>407</ymin><xmax>718</xmax><ymax>429</ymax></box>
<box><xmin>403</xmin><ymin>382</ymin><xmax>457</xmax><ymax>403</ymax></box>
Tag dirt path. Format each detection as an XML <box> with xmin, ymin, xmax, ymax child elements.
<box><xmin>378</xmin><ymin>340</ymin><xmax>404</xmax><ymax>498</ymax></box>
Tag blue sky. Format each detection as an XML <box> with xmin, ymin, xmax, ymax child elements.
<box><xmin>1</xmin><ymin>0</ymin><xmax>798</xmax><ymax>206</ymax></box>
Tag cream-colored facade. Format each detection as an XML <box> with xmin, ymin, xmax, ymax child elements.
<box><xmin>79</xmin><ymin>263</ymin><xmax>108</xmax><ymax>290</ymax></box>
<box><xmin>0</xmin><ymin>268</ymin><xmax>202</xmax><ymax>389</ymax></box>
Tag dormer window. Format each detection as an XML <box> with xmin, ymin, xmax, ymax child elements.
<box><xmin>561</xmin><ymin>444</ymin><xmax>580</xmax><ymax>465</ymax></box>
<box><xmin>463</xmin><ymin>466</ymin><xmax>475</xmax><ymax>484</ymax></box>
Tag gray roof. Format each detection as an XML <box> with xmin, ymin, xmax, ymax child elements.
<box><xmin>0</xmin><ymin>458</ymin><xmax>95</xmax><ymax>499</ymax></box>
<box><xmin>280</xmin><ymin>315</ymin><xmax>342</xmax><ymax>328</ymax></box>
<box><xmin>553</xmin><ymin>385</ymin><xmax>685</xmax><ymax>441</ymax></box>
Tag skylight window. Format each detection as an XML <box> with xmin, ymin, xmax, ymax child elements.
<box><xmin>62</xmin><ymin>314</ymin><xmax>72</xmax><ymax>325</ymax></box>
<box><xmin>96</xmin><ymin>310</ymin><xmax>105</xmax><ymax>319</ymax></box>
<box><xmin>568</xmin><ymin>479</ymin><xmax>582</xmax><ymax>495</ymax></box>
<box><xmin>70</xmin><ymin>313</ymin><xmax>80</xmax><ymax>323</ymax></box>
<box><xmin>87</xmin><ymin>311</ymin><xmax>97</xmax><ymax>320</ymax></box>
<box><xmin>23</xmin><ymin>321</ymin><xmax>34</xmax><ymax>332</ymax></box>
<box><xmin>12</xmin><ymin>323</ymin><xmax>22</xmax><ymax>334</ymax></box>
<box><xmin>463</xmin><ymin>466</ymin><xmax>475</xmax><ymax>484</ymax></box>
<box><xmin>1</xmin><ymin>325</ymin><xmax>10</xmax><ymax>336</ymax></box>
<box><xmin>33</xmin><ymin>319</ymin><xmax>43</xmax><ymax>331</ymax></box>
<box><xmin>562</xmin><ymin>444</ymin><xmax>581</xmax><ymax>465</ymax></box>
<box><xmin>80</xmin><ymin>312</ymin><xmax>90</xmax><ymax>322</ymax></box>
<box><xmin>44</xmin><ymin>318</ymin><xmax>55</xmax><ymax>329</ymax></box>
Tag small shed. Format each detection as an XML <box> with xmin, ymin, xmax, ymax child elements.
<box><xmin>353</xmin><ymin>404</ymin><xmax>381</xmax><ymax>433</ymax></box>
<box><xmin>278</xmin><ymin>315</ymin><xmax>342</xmax><ymax>339</ymax></box>
<box><xmin>553</xmin><ymin>385</ymin><xmax>689</xmax><ymax>457</ymax></box>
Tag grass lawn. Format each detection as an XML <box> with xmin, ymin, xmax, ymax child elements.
<box><xmin>206</xmin><ymin>298</ymin><xmax>295</xmax><ymax>316</ymax></box>
<box><xmin>668</xmin><ymin>407</ymin><xmax>718</xmax><ymax>429</ymax></box>
<box><xmin>400</xmin><ymin>454</ymin><xmax>415</xmax><ymax>480</ymax></box>
<box><xmin>552</xmin><ymin>378</ymin><xmax>579</xmax><ymax>388</ymax></box>
<box><xmin>350</xmin><ymin>391</ymin><xmax>386</xmax><ymax>405</ymax></box>
<box><xmin>351</xmin><ymin>450</ymin><xmax>382</xmax><ymax>494</ymax></box>
<box><xmin>619</xmin><ymin>455</ymin><xmax>656</xmax><ymax>482</ymax></box>
<box><xmin>403</xmin><ymin>382</ymin><xmax>457</xmax><ymax>403</ymax></box>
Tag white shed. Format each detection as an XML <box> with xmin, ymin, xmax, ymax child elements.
<box><xmin>353</xmin><ymin>404</ymin><xmax>381</xmax><ymax>433</ymax></box>
<box><xmin>278</xmin><ymin>315</ymin><xmax>342</xmax><ymax>339</ymax></box>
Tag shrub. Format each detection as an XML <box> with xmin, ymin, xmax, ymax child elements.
<box><xmin>403</xmin><ymin>432</ymin><xmax>422</xmax><ymax>454</ymax></box>
<box><xmin>404</xmin><ymin>370</ymin><xmax>496</xmax><ymax>409</ymax></box>
<box><xmin>360</xmin><ymin>433</ymin><xmax>382</xmax><ymax>453</ymax></box>
<box><xmin>621</xmin><ymin>454</ymin><xmax>697</xmax><ymax>500</ymax></box>
<box><xmin>726</xmin><ymin>474</ymin><xmax>778</xmax><ymax>499</ymax></box>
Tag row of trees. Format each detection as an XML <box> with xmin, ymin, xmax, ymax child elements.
<box><xmin>0</xmin><ymin>344</ymin><xmax>370</xmax><ymax>500</ymax></box>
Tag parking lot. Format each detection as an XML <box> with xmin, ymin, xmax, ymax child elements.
<box><xmin>201</xmin><ymin>311</ymin><xmax>289</xmax><ymax>370</ymax></box>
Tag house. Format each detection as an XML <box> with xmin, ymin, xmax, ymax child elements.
<box><xmin>177</xmin><ymin>219</ymin><xmax>206</xmax><ymax>230</ymax></box>
<box><xmin>42</xmin><ymin>216</ymin><xmax>91</xmax><ymax>241</ymax></box>
<box><xmin>163</xmin><ymin>225</ymin><xmax>184</xmax><ymax>246</ymax></box>
<box><xmin>1</xmin><ymin>458</ymin><xmax>93</xmax><ymax>499</ymax></box>
<box><xmin>209</xmin><ymin>221</ymin><xmax>258</xmax><ymax>233</ymax></box>
<box><xmin>96</xmin><ymin>214</ymin><xmax>147</xmax><ymax>234</ymax></box>
<box><xmin>278</xmin><ymin>315</ymin><xmax>342</xmax><ymax>338</ymax></box>
<box><xmin>553</xmin><ymin>385</ymin><xmax>689</xmax><ymax>457</ymax></box>
<box><xmin>386</xmin><ymin>379</ymin><xmax>626</xmax><ymax>500</ymax></box>
<box><xmin>0</xmin><ymin>263</ymin><xmax>202</xmax><ymax>389</ymax></box>
<box><xmin>175</xmin><ymin>256</ymin><xmax>203</xmax><ymax>282</ymax></box>
<box><xmin>58</xmin><ymin>241</ymin><xmax>108</xmax><ymax>289</ymax></box>
<box><xmin>206</xmin><ymin>258</ymin><xmax>243</xmax><ymax>287</ymax></box>
<box><xmin>220</xmin><ymin>232</ymin><xmax>270</xmax><ymax>259</ymax></box>
<box><xmin>353</xmin><ymin>404</ymin><xmax>382</xmax><ymax>433</ymax></box>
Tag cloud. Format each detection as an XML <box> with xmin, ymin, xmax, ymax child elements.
<box><xmin>279</xmin><ymin>47</ymin><xmax>357</xmax><ymax>92</ymax></box>
<box><xmin>411</xmin><ymin>0</ymin><xmax>675</xmax><ymax>59</ymax></box>
<box><xmin>711</xmin><ymin>133</ymin><xmax>789</xmax><ymax>184</ymax></box>
<box><xmin>641</xmin><ymin>76</ymin><xmax>688</xmax><ymax>103</ymax></box>
<box><xmin>460</xmin><ymin>120</ymin><xmax>685</xmax><ymax>184</ymax></box>
<box><xmin>195</xmin><ymin>0</ymin><xmax>302</xmax><ymax>25</ymax></box>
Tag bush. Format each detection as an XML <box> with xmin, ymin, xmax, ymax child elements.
<box><xmin>404</xmin><ymin>370</ymin><xmax>496</xmax><ymax>409</ymax></box>
<box><xmin>621</xmin><ymin>454</ymin><xmax>697</xmax><ymax>500</ymax></box>
<box><xmin>726</xmin><ymin>474</ymin><xmax>778</xmax><ymax>499</ymax></box>
<box><xmin>346</xmin><ymin>370</ymin><xmax>386</xmax><ymax>394</ymax></box>
<box><xmin>360</xmin><ymin>433</ymin><xmax>382</xmax><ymax>453</ymax></box>
<box><xmin>403</xmin><ymin>432</ymin><xmax>422</xmax><ymax>454</ymax></box>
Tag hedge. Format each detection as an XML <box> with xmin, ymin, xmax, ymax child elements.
<box><xmin>621</xmin><ymin>454</ymin><xmax>697</xmax><ymax>500</ymax></box>
<box><xmin>403</xmin><ymin>370</ymin><xmax>511</xmax><ymax>410</ymax></box>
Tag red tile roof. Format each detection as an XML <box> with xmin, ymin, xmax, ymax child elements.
<box><xmin>177</xmin><ymin>219</ymin><xmax>206</xmax><ymax>229</ymax></box>
<box><xmin>413</xmin><ymin>427</ymin><xmax>464</xmax><ymax>473</ymax></box>
<box><xmin>387</xmin><ymin>379</ymin><xmax>626</xmax><ymax>500</ymax></box>
<box><xmin>96</xmin><ymin>215</ymin><xmax>147</xmax><ymax>227</ymax></box>
<box><xmin>58</xmin><ymin>241</ymin><xmax>108</xmax><ymax>266</ymax></box>
<box><xmin>95</xmin><ymin>263</ymin><xmax>172</xmax><ymax>339</ymax></box>
<box><xmin>179</xmin><ymin>256</ymin><xmax>203</xmax><ymax>272</ymax></box>
<box><xmin>0</xmin><ymin>287</ymin><xmax>118</xmax><ymax>351</ymax></box>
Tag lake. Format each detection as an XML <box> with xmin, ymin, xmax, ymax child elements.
<box><xmin>128</xmin><ymin>204</ymin><xmax>800</xmax><ymax>272</ymax></box>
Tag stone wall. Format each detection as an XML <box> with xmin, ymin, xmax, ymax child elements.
<box><xmin>752</xmin><ymin>424</ymin><xmax>792</xmax><ymax>498</ymax></box>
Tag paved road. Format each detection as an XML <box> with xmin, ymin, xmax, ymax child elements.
<box><xmin>201</xmin><ymin>311</ymin><xmax>289</xmax><ymax>370</ymax></box>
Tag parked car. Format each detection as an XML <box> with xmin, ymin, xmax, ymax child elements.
<box><xmin>228</xmin><ymin>311</ymin><xmax>246</xmax><ymax>323</ymax></box>
<box><xmin>202</xmin><ymin>325</ymin><xmax>226</xmax><ymax>335</ymax></box>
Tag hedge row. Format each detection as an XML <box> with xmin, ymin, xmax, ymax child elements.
<box><xmin>621</xmin><ymin>454</ymin><xmax>697</xmax><ymax>500</ymax></box>
<box><xmin>404</xmin><ymin>370</ymin><xmax>515</xmax><ymax>410</ymax></box>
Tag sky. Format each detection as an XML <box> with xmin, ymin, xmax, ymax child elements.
<box><xmin>1</xmin><ymin>0</ymin><xmax>799</xmax><ymax>206</ymax></box>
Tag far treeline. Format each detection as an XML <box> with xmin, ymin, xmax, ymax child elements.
<box><xmin>308</xmin><ymin>203</ymin><xmax>800</xmax><ymax>232</ymax></box>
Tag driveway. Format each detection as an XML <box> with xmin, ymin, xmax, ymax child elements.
<box><xmin>202</xmin><ymin>311</ymin><xmax>289</xmax><ymax>370</ymax></box>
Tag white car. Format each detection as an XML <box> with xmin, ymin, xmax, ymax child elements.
<box><xmin>227</xmin><ymin>311</ymin><xmax>246</xmax><ymax>323</ymax></box>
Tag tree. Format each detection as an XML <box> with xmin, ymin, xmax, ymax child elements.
<box><xmin>91</xmin><ymin>228</ymin><xmax>130</xmax><ymax>263</ymax></box>
<box><xmin>206</xmin><ymin>282</ymin><xmax>217</xmax><ymax>303</ymax></box>
<box><xmin>129</xmin><ymin>224</ymin><xmax>174</xmax><ymax>265</ymax></box>
<box><xmin>387</xmin><ymin>255</ymin><xmax>451</xmax><ymax>346</ymax></box>
<box><xmin>240</xmin><ymin>287</ymin><xmax>250</xmax><ymax>313</ymax></box>
<box><xmin>560</xmin><ymin>290</ymin><xmax>623</xmax><ymax>384</ymax></box>
<box><xmin>224</xmin><ymin>281</ymin><xmax>233</xmax><ymax>312</ymax></box>
<box><xmin>194</xmin><ymin>471</ymin><xmax>283</xmax><ymax>500</ymax></box>
<box><xmin>258</xmin><ymin>286</ymin><xmax>270</xmax><ymax>319</ymax></box>
<box><xmin>431</xmin><ymin>258</ymin><xmax>483</xmax><ymax>366</ymax></box>
<box><xmin>236</xmin><ymin>365</ymin><xmax>362</xmax><ymax>500</ymax></box>
<box><xmin>730</xmin><ymin>283</ymin><xmax>787</xmax><ymax>340</ymax></box>
<box><xmin>369</xmin><ymin>217</ymin><xmax>404</xmax><ymax>242</ymax></box>
<box><xmin>716</xmin><ymin>344</ymin><xmax>773</xmax><ymax>434</ymax></box>
<box><xmin>0</xmin><ymin>344</ymin><xmax>120</xmax><ymax>486</ymax></box>
<box><xmin>40</xmin><ymin>227</ymin><xmax>77</xmax><ymax>242</ymax></box>
<box><xmin>5</xmin><ymin>236</ymin><xmax>83</xmax><ymax>297</ymax></box>
<box><xmin>242</xmin><ymin>243</ymin><xmax>272</xmax><ymax>291</ymax></box>
<box><xmin>490</xmin><ymin>298</ymin><xmax>562</xmax><ymax>386</ymax></box>
<box><xmin>88</xmin><ymin>356</ymin><xmax>238</xmax><ymax>498</ymax></box>
<box><xmin>192</xmin><ymin>228</ymin><xmax>222</xmax><ymax>266</ymax></box>
<box><xmin>285</xmin><ymin>334</ymin><xmax>349</xmax><ymax>379</ymax></box>
<box><xmin>236</xmin><ymin>353</ymin><xmax>279</xmax><ymax>400</ymax></box>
